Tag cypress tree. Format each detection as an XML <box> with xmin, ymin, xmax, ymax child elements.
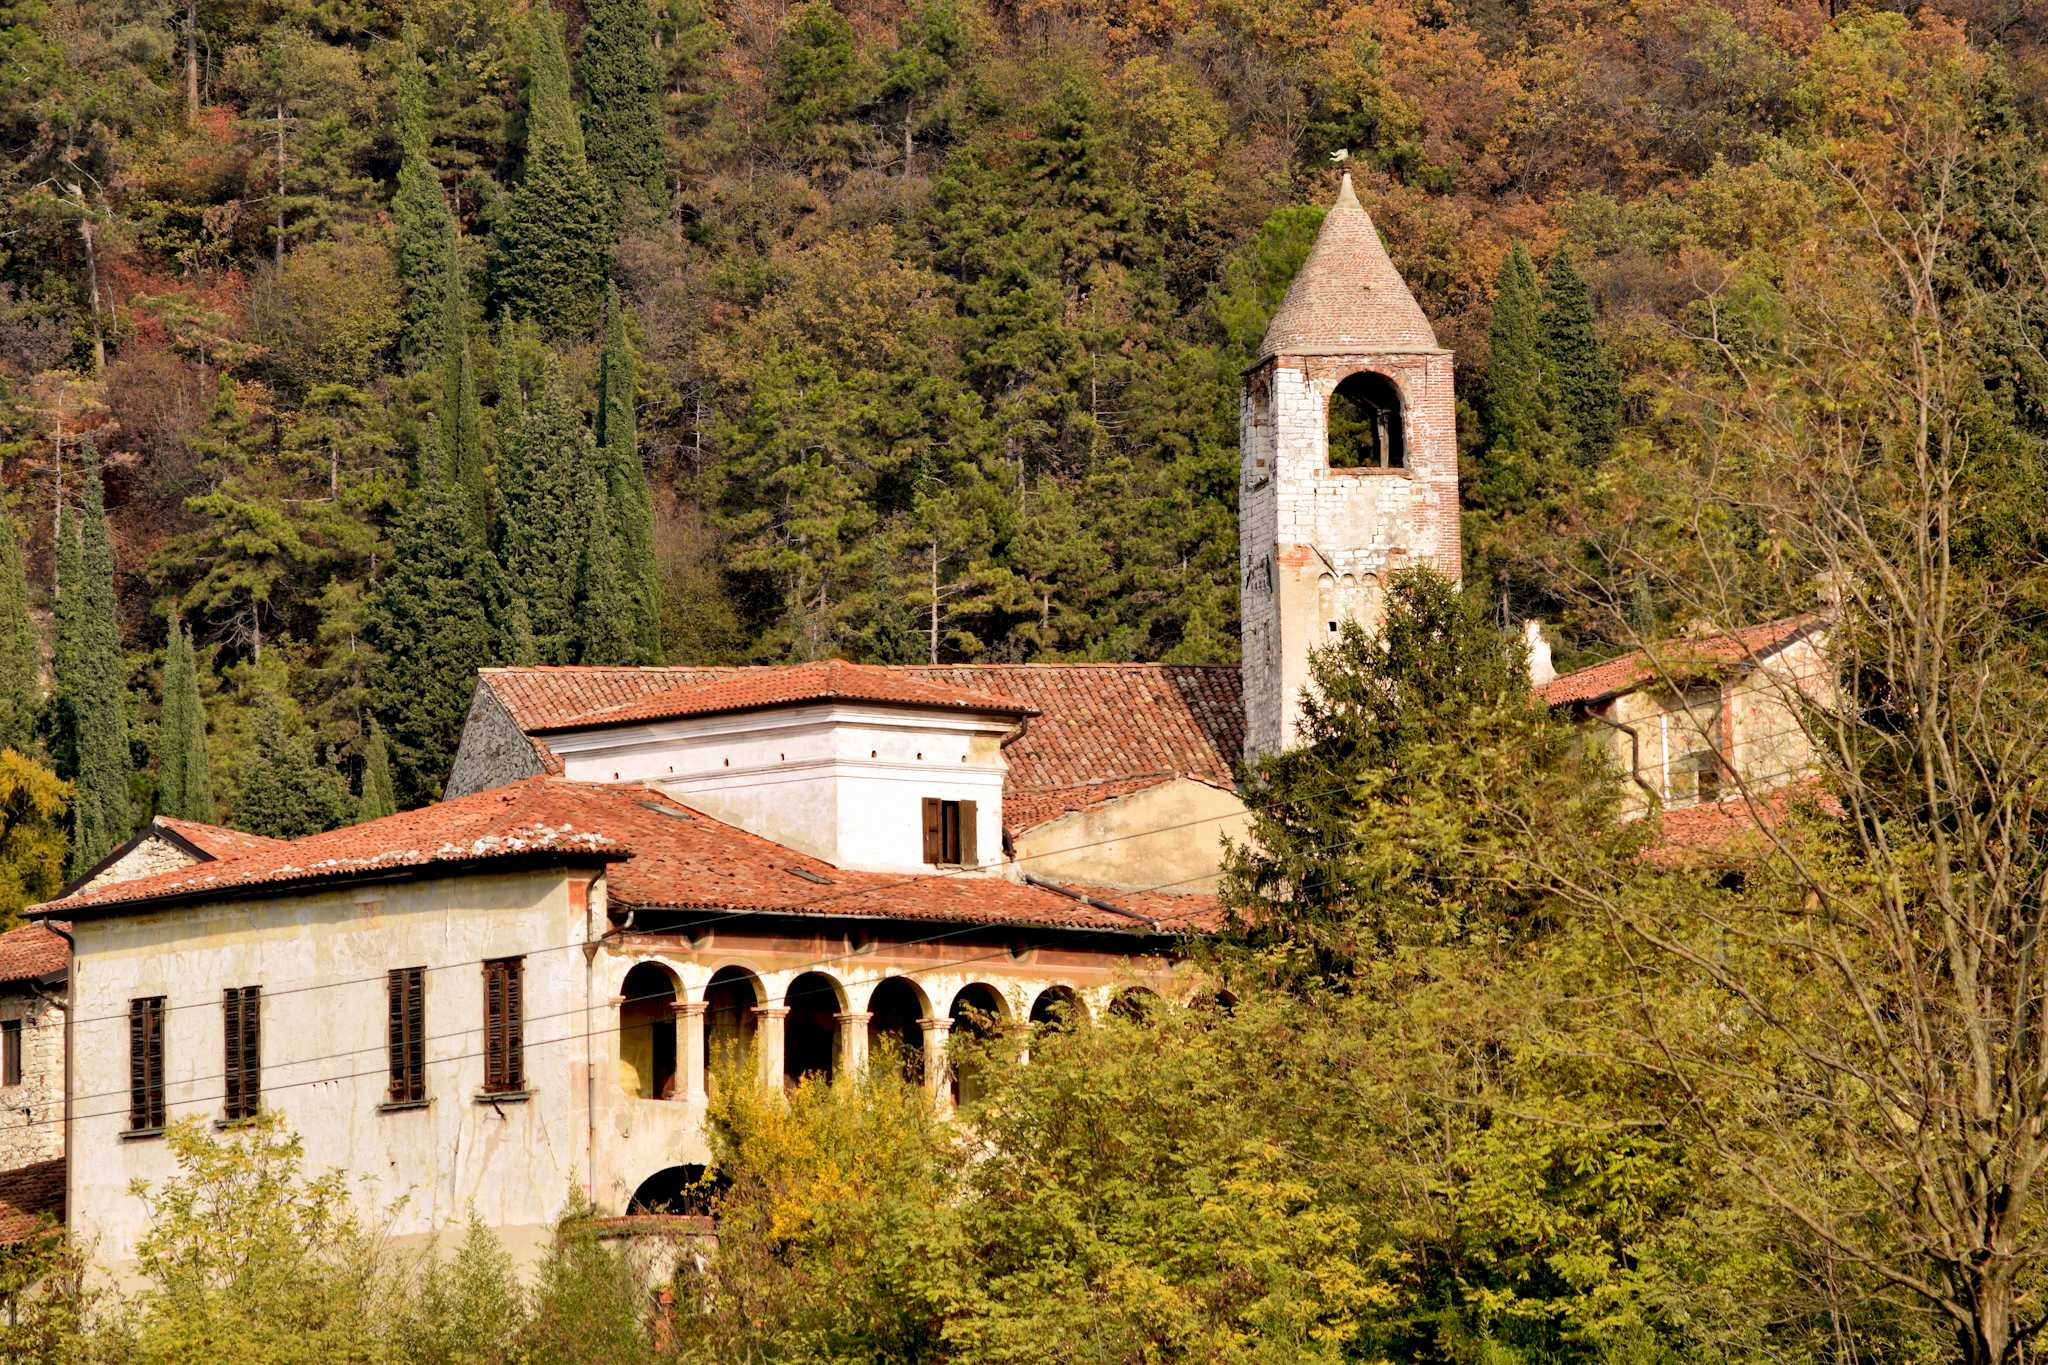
<box><xmin>1474</xmin><ymin>242</ymin><xmax>1559</xmax><ymax>512</ymax></box>
<box><xmin>495</xmin><ymin>355</ymin><xmax>595</xmax><ymax>663</ymax></box>
<box><xmin>55</xmin><ymin>443</ymin><xmax>131</xmax><ymax>875</ymax></box>
<box><xmin>1541</xmin><ymin>247</ymin><xmax>1621</xmax><ymax>466</ymax></box>
<box><xmin>596</xmin><ymin>289</ymin><xmax>661</xmax><ymax>662</ymax></box>
<box><xmin>358</xmin><ymin>718</ymin><xmax>397</xmax><ymax>821</ymax></box>
<box><xmin>0</xmin><ymin>502</ymin><xmax>37</xmax><ymax>754</ymax></box>
<box><xmin>368</xmin><ymin>472</ymin><xmax>504</xmax><ymax>808</ymax></box>
<box><xmin>440</xmin><ymin>220</ymin><xmax>489</xmax><ymax>538</ymax></box>
<box><xmin>490</xmin><ymin>9</ymin><xmax>611</xmax><ymax>335</ymax></box>
<box><xmin>156</xmin><ymin>619</ymin><xmax>214</xmax><ymax>822</ymax></box>
<box><xmin>579</xmin><ymin>0</ymin><xmax>665</xmax><ymax>211</ymax></box>
<box><xmin>393</xmin><ymin>44</ymin><xmax>455</xmax><ymax>368</ymax></box>
<box><xmin>576</xmin><ymin>483</ymin><xmax>636</xmax><ymax>664</ymax></box>
<box><xmin>235</xmin><ymin>692</ymin><xmax>353</xmax><ymax>839</ymax></box>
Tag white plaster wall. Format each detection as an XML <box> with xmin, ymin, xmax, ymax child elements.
<box><xmin>549</xmin><ymin>703</ymin><xmax>1011</xmax><ymax>873</ymax></box>
<box><xmin>65</xmin><ymin>867</ymin><xmax>599</xmax><ymax>1280</ymax></box>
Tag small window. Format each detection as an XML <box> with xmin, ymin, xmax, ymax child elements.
<box><xmin>223</xmin><ymin>985</ymin><xmax>261</xmax><ymax>1122</ymax></box>
<box><xmin>129</xmin><ymin>997</ymin><xmax>166</xmax><ymax>1131</ymax></box>
<box><xmin>483</xmin><ymin>958</ymin><xmax>524</xmax><ymax>1094</ymax></box>
<box><xmin>1328</xmin><ymin>371</ymin><xmax>1405</xmax><ymax>470</ymax></box>
<box><xmin>921</xmin><ymin>798</ymin><xmax>977</xmax><ymax>866</ymax></box>
<box><xmin>1666</xmin><ymin>687</ymin><xmax>1727</xmax><ymax>809</ymax></box>
<box><xmin>1</xmin><ymin>1019</ymin><xmax>20</xmax><ymax>1087</ymax></box>
<box><xmin>388</xmin><ymin>967</ymin><xmax>426</xmax><ymax>1104</ymax></box>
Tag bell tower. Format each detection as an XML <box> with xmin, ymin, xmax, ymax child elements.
<box><xmin>1239</xmin><ymin>174</ymin><xmax>1461</xmax><ymax>761</ymax></box>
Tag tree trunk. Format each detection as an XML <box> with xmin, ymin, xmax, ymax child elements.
<box><xmin>185</xmin><ymin>0</ymin><xmax>200</xmax><ymax>122</ymax></box>
<box><xmin>929</xmin><ymin>541</ymin><xmax>939</xmax><ymax>664</ymax></box>
<box><xmin>274</xmin><ymin>103</ymin><xmax>287</xmax><ymax>266</ymax></box>
<box><xmin>903</xmin><ymin>102</ymin><xmax>914</xmax><ymax>180</ymax></box>
<box><xmin>75</xmin><ymin>200</ymin><xmax>106</xmax><ymax>374</ymax></box>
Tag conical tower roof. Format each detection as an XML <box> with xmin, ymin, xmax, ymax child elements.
<box><xmin>1258</xmin><ymin>174</ymin><xmax>1440</xmax><ymax>360</ymax></box>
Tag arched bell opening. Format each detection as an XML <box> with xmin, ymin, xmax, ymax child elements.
<box><xmin>629</xmin><ymin>1164</ymin><xmax>721</xmax><ymax>1217</ymax></box>
<box><xmin>1028</xmin><ymin>985</ymin><xmax>1087</xmax><ymax>1034</ymax></box>
<box><xmin>866</xmin><ymin>976</ymin><xmax>928</xmax><ymax>1085</ymax></box>
<box><xmin>784</xmin><ymin>971</ymin><xmax>845</xmax><ymax>1087</ymax></box>
<box><xmin>702</xmin><ymin>966</ymin><xmax>762</xmax><ymax>1086</ymax></box>
<box><xmin>1328</xmin><ymin>370</ymin><xmax>1405</xmax><ymax>470</ymax></box>
<box><xmin>948</xmin><ymin>983</ymin><xmax>1008</xmax><ymax>1108</ymax></box>
<box><xmin>619</xmin><ymin>962</ymin><xmax>681</xmax><ymax>1099</ymax></box>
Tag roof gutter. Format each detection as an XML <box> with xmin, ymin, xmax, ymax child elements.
<box><xmin>1021</xmin><ymin>874</ymin><xmax>1162</xmax><ymax>932</ymax></box>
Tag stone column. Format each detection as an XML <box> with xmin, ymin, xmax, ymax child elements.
<box><xmin>918</xmin><ymin>1015</ymin><xmax>954</xmax><ymax>1117</ymax></box>
<box><xmin>836</xmin><ymin>1011</ymin><xmax>872</xmax><ymax>1077</ymax></box>
<box><xmin>674</xmin><ymin>1001</ymin><xmax>707</xmax><ymax>1103</ymax></box>
<box><xmin>753</xmin><ymin>1005</ymin><xmax>790</xmax><ymax>1092</ymax></box>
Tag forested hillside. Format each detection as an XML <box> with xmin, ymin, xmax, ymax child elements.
<box><xmin>0</xmin><ymin>0</ymin><xmax>2043</xmax><ymax>862</ymax></box>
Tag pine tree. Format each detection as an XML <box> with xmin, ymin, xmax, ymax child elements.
<box><xmin>495</xmin><ymin>354</ymin><xmax>596</xmax><ymax>663</ymax></box>
<box><xmin>55</xmin><ymin>443</ymin><xmax>131</xmax><ymax>875</ymax></box>
<box><xmin>596</xmin><ymin>289</ymin><xmax>660</xmax><ymax>662</ymax></box>
<box><xmin>156</xmin><ymin>619</ymin><xmax>214</xmax><ymax>822</ymax></box>
<box><xmin>358</xmin><ymin>718</ymin><xmax>396</xmax><ymax>821</ymax></box>
<box><xmin>439</xmin><ymin>221</ymin><xmax>489</xmax><ymax>538</ymax></box>
<box><xmin>0</xmin><ymin>502</ymin><xmax>37</xmax><ymax>754</ymax></box>
<box><xmin>490</xmin><ymin>9</ymin><xmax>612</xmax><ymax>335</ymax></box>
<box><xmin>579</xmin><ymin>0</ymin><xmax>665</xmax><ymax>211</ymax></box>
<box><xmin>576</xmin><ymin>483</ymin><xmax>636</xmax><ymax>664</ymax></box>
<box><xmin>368</xmin><ymin>473</ymin><xmax>504</xmax><ymax>808</ymax></box>
<box><xmin>234</xmin><ymin>692</ymin><xmax>353</xmax><ymax>839</ymax></box>
<box><xmin>1541</xmin><ymin>247</ymin><xmax>1621</xmax><ymax>466</ymax></box>
<box><xmin>393</xmin><ymin>43</ymin><xmax>455</xmax><ymax>368</ymax></box>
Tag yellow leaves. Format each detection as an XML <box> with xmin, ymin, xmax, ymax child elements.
<box><xmin>0</xmin><ymin>748</ymin><xmax>69</xmax><ymax>924</ymax></box>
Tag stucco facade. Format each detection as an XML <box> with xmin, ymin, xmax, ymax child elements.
<box><xmin>1011</xmin><ymin>777</ymin><xmax>1249</xmax><ymax>893</ymax></box>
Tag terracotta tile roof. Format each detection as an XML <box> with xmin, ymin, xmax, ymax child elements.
<box><xmin>1648</xmin><ymin>780</ymin><xmax>1833</xmax><ymax>865</ymax></box>
<box><xmin>477</xmin><ymin>663</ymin><xmax>1246</xmax><ymax>827</ymax></box>
<box><xmin>1259</xmin><ymin>174</ymin><xmax>1440</xmax><ymax>360</ymax></box>
<box><xmin>1540</xmin><ymin>616</ymin><xmax>1819</xmax><ymax>707</ymax></box>
<box><xmin>155</xmin><ymin>817</ymin><xmax>290</xmax><ymax>860</ymax></box>
<box><xmin>541</xmin><ymin>658</ymin><xmax>1037</xmax><ymax>731</ymax></box>
<box><xmin>33</xmin><ymin>780</ymin><xmax>1220</xmax><ymax>936</ymax></box>
<box><xmin>35</xmin><ymin>780</ymin><xmax>632</xmax><ymax>918</ymax></box>
<box><xmin>1004</xmin><ymin>774</ymin><xmax>1228</xmax><ymax>834</ymax></box>
<box><xmin>0</xmin><ymin>923</ymin><xmax>67</xmax><ymax>984</ymax></box>
<box><xmin>0</xmin><ymin>1158</ymin><xmax>64</xmax><ymax>1244</ymax></box>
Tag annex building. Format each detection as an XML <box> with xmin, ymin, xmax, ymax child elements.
<box><xmin>11</xmin><ymin>176</ymin><xmax>1827</xmax><ymax>1277</ymax></box>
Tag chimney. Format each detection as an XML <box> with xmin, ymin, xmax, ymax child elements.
<box><xmin>1523</xmin><ymin>620</ymin><xmax>1555</xmax><ymax>687</ymax></box>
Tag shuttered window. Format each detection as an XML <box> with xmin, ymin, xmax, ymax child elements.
<box><xmin>1</xmin><ymin>1019</ymin><xmax>20</xmax><ymax>1087</ymax></box>
<box><xmin>483</xmin><ymin>958</ymin><xmax>524</xmax><ymax>1094</ymax></box>
<box><xmin>129</xmin><ymin>997</ymin><xmax>166</xmax><ymax>1131</ymax></box>
<box><xmin>921</xmin><ymin>798</ymin><xmax>975</xmax><ymax>866</ymax></box>
<box><xmin>388</xmin><ymin>967</ymin><xmax>426</xmax><ymax>1104</ymax></box>
<box><xmin>222</xmin><ymin>985</ymin><xmax>261</xmax><ymax>1121</ymax></box>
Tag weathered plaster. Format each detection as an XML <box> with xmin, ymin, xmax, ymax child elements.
<box><xmin>1011</xmin><ymin>778</ymin><xmax>1249</xmax><ymax>892</ymax></box>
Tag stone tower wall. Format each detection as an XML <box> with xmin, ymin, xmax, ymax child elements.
<box><xmin>1239</xmin><ymin>350</ymin><xmax>1460</xmax><ymax>760</ymax></box>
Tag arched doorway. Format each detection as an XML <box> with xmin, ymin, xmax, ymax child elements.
<box><xmin>784</xmin><ymin>971</ymin><xmax>843</xmax><ymax>1087</ymax></box>
<box><xmin>866</xmin><ymin>976</ymin><xmax>927</xmax><ymax>1084</ymax></box>
<box><xmin>1028</xmin><ymin>985</ymin><xmax>1086</xmax><ymax>1033</ymax></box>
<box><xmin>1328</xmin><ymin>370</ymin><xmax>1405</xmax><ymax>469</ymax></box>
<box><xmin>1109</xmin><ymin>986</ymin><xmax>1160</xmax><ymax>1023</ymax></box>
<box><xmin>948</xmin><ymin>983</ymin><xmax>1007</xmax><ymax>1108</ymax></box>
<box><xmin>619</xmin><ymin>962</ymin><xmax>680</xmax><ymax>1099</ymax></box>
<box><xmin>702</xmin><ymin>966</ymin><xmax>761</xmax><ymax>1087</ymax></box>
<box><xmin>629</xmin><ymin>1164</ymin><xmax>720</xmax><ymax>1216</ymax></box>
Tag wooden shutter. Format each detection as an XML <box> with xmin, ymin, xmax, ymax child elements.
<box><xmin>957</xmin><ymin>801</ymin><xmax>977</xmax><ymax>866</ymax></box>
<box><xmin>922</xmin><ymin>798</ymin><xmax>944</xmax><ymax>864</ymax></box>
<box><xmin>388</xmin><ymin>967</ymin><xmax>425</xmax><ymax>1103</ymax></box>
<box><xmin>2</xmin><ymin>1020</ymin><xmax>19</xmax><ymax>1087</ymax></box>
<box><xmin>484</xmin><ymin>958</ymin><xmax>524</xmax><ymax>1094</ymax></box>
<box><xmin>130</xmin><ymin>997</ymin><xmax>165</xmax><ymax>1131</ymax></box>
<box><xmin>223</xmin><ymin>986</ymin><xmax>260</xmax><ymax>1121</ymax></box>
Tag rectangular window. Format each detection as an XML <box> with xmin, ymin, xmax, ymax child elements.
<box><xmin>921</xmin><ymin>798</ymin><xmax>977</xmax><ymax>866</ymax></box>
<box><xmin>387</xmin><ymin>967</ymin><xmax>426</xmax><ymax>1104</ymax></box>
<box><xmin>1</xmin><ymin>1019</ymin><xmax>20</xmax><ymax>1087</ymax></box>
<box><xmin>128</xmin><ymin>997</ymin><xmax>166</xmax><ymax>1131</ymax></box>
<box><xmin>482</xmin><ymin>958</ymin><xmax>524</xmax><ymax>1094</ymax></box>
<box><xmin>222</xmin><ymin>985</ymin><xmax>261</xmax><ymax>1121</ymax></box>
<box><xmin>1667</xmin><ymin>687</ymin><xmax>1727</xmax><ymax>809</ymax></box>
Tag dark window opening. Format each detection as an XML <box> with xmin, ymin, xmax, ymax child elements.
<box><xmin>129</xmin><ymin>997</ymin><xmax>166</xmax><ymax>1131</ymax></box>
<box><xmin>629</xmin><ymin>1164</ymin><xmax>724</xmax><ymax>1216</ymax></box>
<box><xmin>1328</xmin><ymin>371</ymin><xmax>1405</xmax><ymax>470</ymax></box>
<box><xmin>922</xmin><ymin>798</ymin><xmax>976</xmax><ymax>866</ymax></box>
<box><xmin>867</xmin><ymin>977</ymin><xmax>926</xmax><ymax>1084</ymax></box>
<box><xmin>702</xmin><ymin>966</ymin><xmax>761</xmax><ymax>1086</ymax></box>
<box><xmin>948</xmin><ymin>984</ymin><xmax>1005</xmax><ymax>1108</ymax></box>
<box><xmin>388</xmin><ymin>967</ymin><xmax>426</xmax><ymax>1104</ymax></box>
<box><xmin>784</xmin><ymin>972</ymin><xmax>841</xmax><ymax>1087</ymax></box>
<box><xmin>223</xmin><ymin>985</ymin><xmax>261</xmax><ymax>1121</ymax></box>
<box><xmin>1029</xmin><ymin>986</ymin><xmax>1084</xmax><ymax>1033</ymax></box>
<box><xmin>483</xmin><ymin>957</ymin><xmax>525</xmax><ymax>1094</ymax></box>
<box><xmin>1</xmin><ymin>1019</ymin><xmax>20</xmax><ymax>1087</ymax></box>
<box><xmin>620</xmin><ymin>962</ymin><xmax>679</xmax><ymax>1099</ymax></box>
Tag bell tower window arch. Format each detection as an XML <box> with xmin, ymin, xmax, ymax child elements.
<box><xmin>1327</xmin><ymin>370</ymin><xmax>1405</xmax><ymax>470</ymax></box>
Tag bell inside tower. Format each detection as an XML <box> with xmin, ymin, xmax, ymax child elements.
<box><xmin>1327</xmin><ymin>370</ymin><xmax>1405</xmax><ymax>470</ymax></box>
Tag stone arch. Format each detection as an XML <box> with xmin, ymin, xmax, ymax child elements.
<box><xmin>1328</xmin><ymin>369</ymin><xmax>1405</xmax><ymax>470</ymax></box>
<box><xmin>629</xmin><ymin>1164</ymin><xmax>719</xmax><ymax>1216</ymax></box>
<box><xmin>619</xmin><ymin>961</ymin><xmax>681</xmax><ymax>1099</ymax></box>
<box><xmin>866</xmin><ymin>976</ymin><xmax>929</xmax><ymax>1083</ymax></box>
<box><xmin>1109</xmin><ymin>985</ymin><xmax>1161</xmax><ymax>1023</ymax></box>
<box><xmin>783</xmin><ymin>970</ymin><xmax>846</xmax><ymax>1087</ymax></box>
<box><xmin>948</xmin><ymin>983</ymin><xmax>1009</xmax><ymax>1107</ymax></box>
<box><xmin>701</xmin><ymin>965</ymin><xmax>762</xmax><ymax>1083</ymax></box>
<box><xmin>1028</xmin><ymin>985</ymin><xmax>1088</xmax><ymax>1033</ymax></box>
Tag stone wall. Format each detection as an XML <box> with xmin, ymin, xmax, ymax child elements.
<box><xmin>77</xmin><ymin>834</ymin><xmax>198</xmax><ymax>894</ymax></box>
<box><xmin>0</xmin><ymin>984</ymin><xmax>65</xmax><ymax>1168</ymax></box>
<box><xmin>445</xmin><ymin>682</ymin><xmax>547</xmax><ymax>797</ymax></box>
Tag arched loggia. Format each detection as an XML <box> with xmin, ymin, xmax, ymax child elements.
<box><xmin>619</xmin><ymin>962</ymin><xmax>680</xmax><ymax>1099</ymax></box>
